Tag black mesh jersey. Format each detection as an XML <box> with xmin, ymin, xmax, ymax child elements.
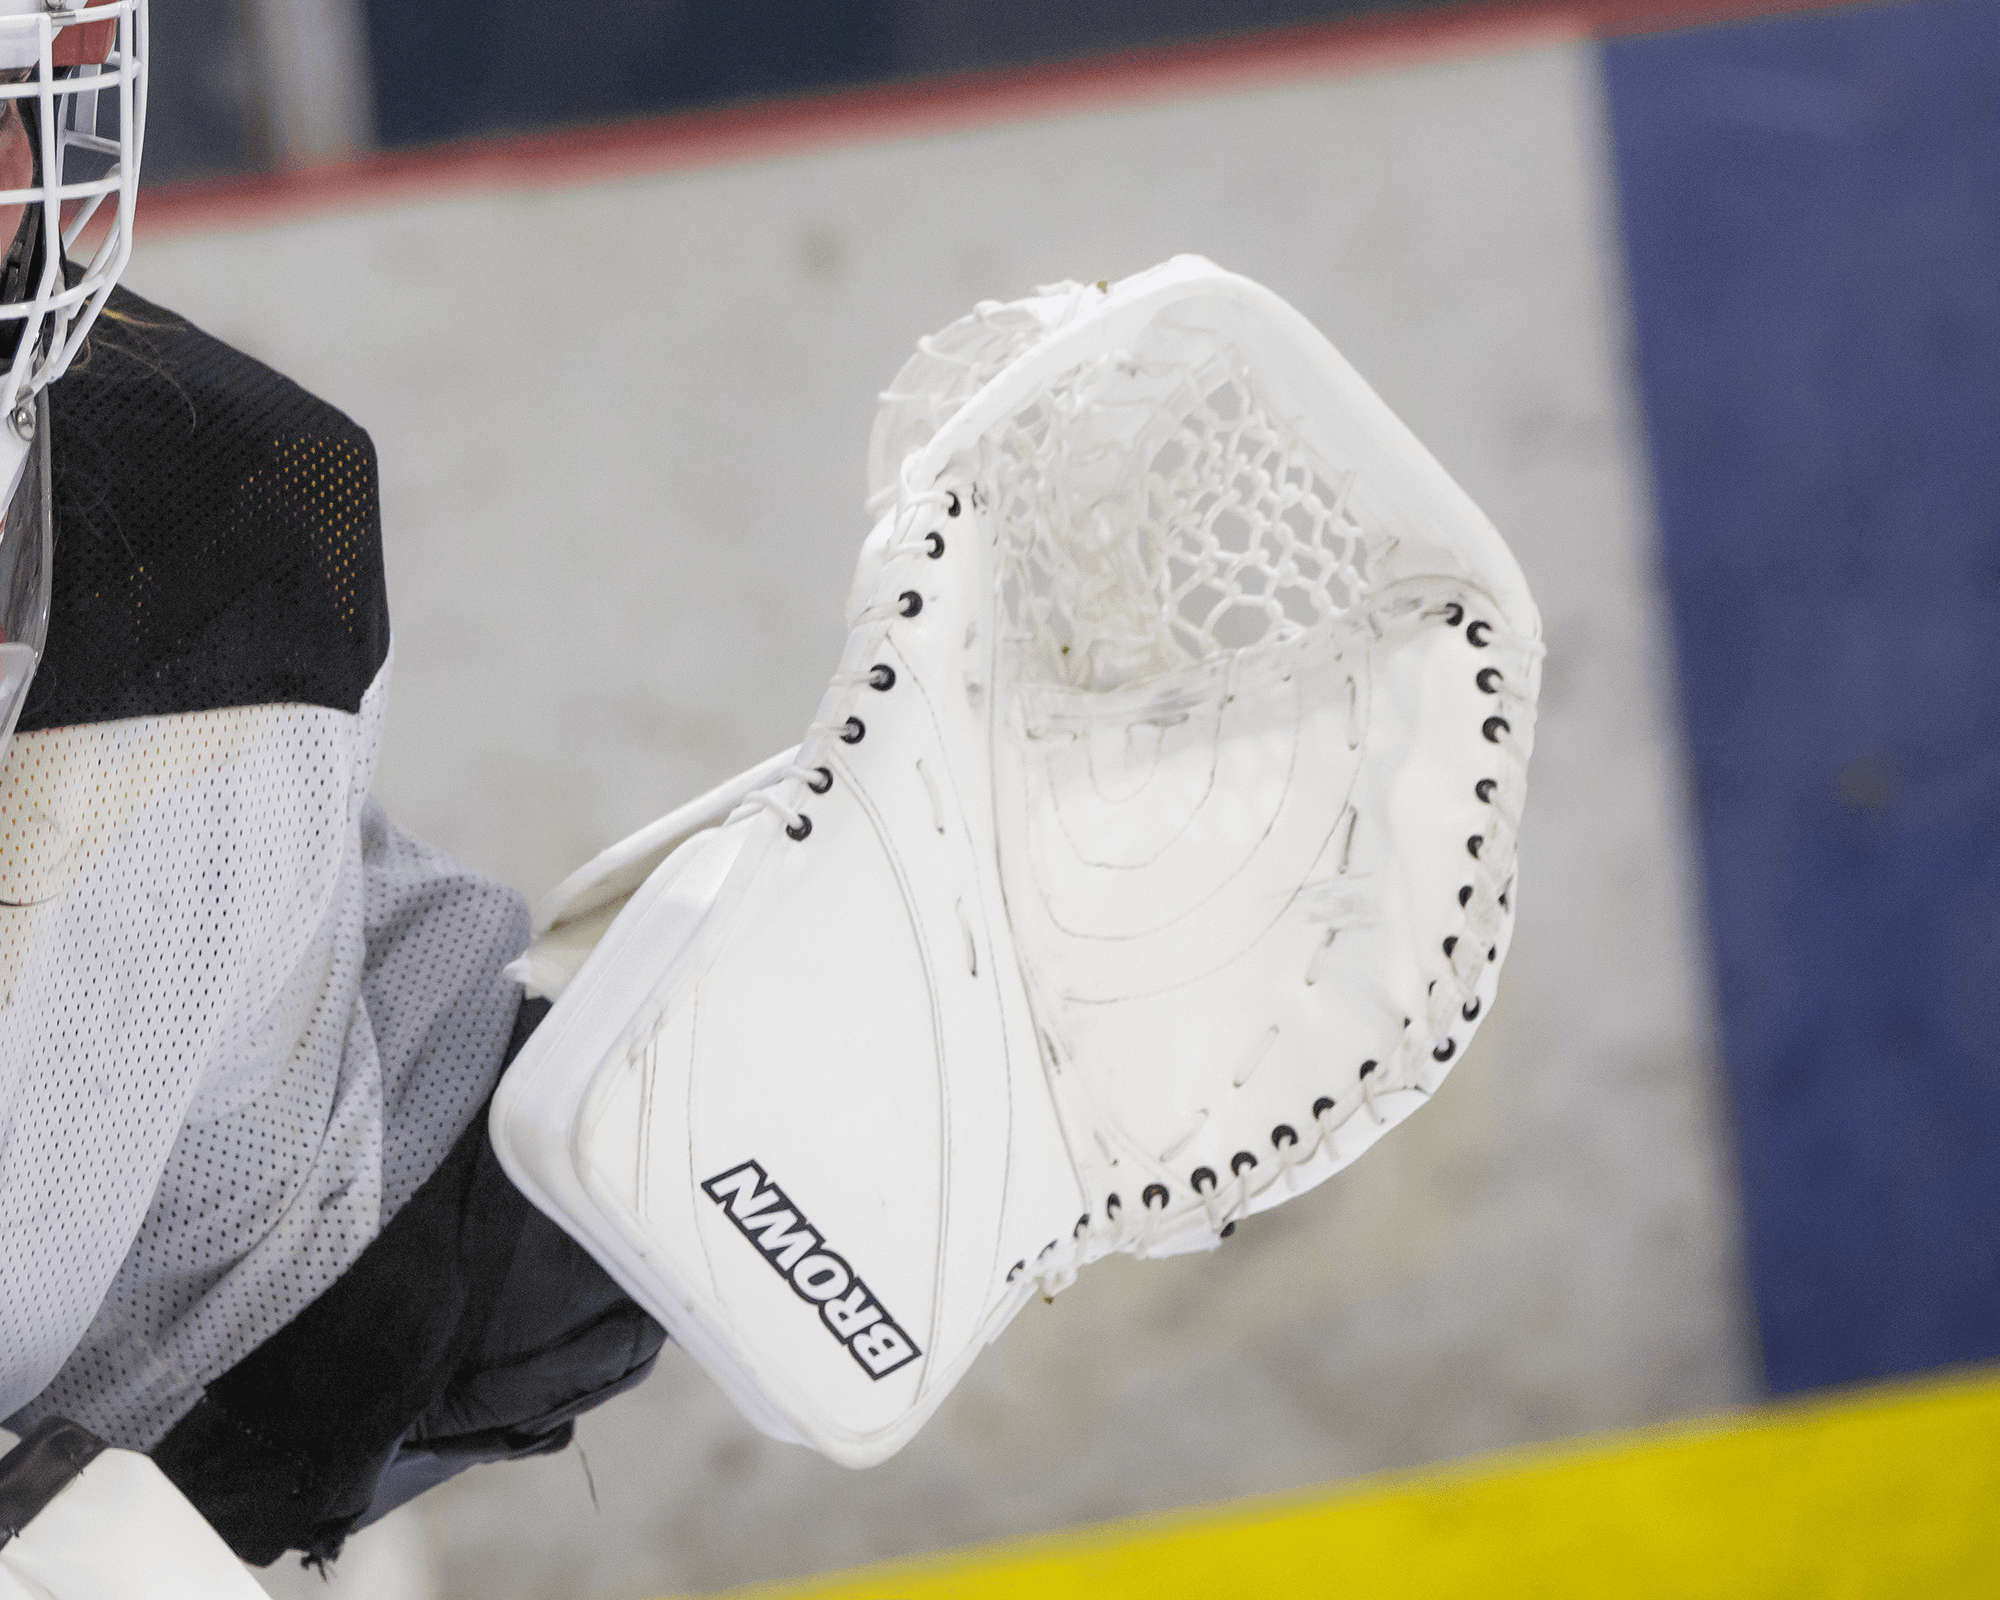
<box><xmin>19</xmin><ymin>284</ymin><xmax>390</xmax><ymax>731</ymax></box>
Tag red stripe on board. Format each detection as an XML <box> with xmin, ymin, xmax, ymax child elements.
<box><xmin>133</xmin><ymin>0</ymin><xmax>1872</xmax><ymax>240</ymax></box>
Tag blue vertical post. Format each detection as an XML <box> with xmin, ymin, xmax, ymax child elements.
<box><xmin>1605</xmin><ymin>0</ymin><xmax>2000</xmax><ymax>1393</ymax></box>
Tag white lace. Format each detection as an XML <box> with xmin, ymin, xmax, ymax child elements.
<box><xmin>723</xmin><ymin>488</ymin><xmax>960</xmax><ymax>837</ymax></box>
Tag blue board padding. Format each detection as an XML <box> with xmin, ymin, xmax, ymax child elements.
<box><xmin>1604</xmin><ymin>0</ymin><xmax>2000</xmax><ymax>1394</ymax></box>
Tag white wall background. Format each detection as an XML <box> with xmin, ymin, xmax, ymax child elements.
<box><xmin>127</xmin><ymin>35</ymin><xmax>1756</xmax><ymax>1600</ymax></box>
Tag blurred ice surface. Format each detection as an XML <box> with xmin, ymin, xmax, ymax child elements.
<box><xmin>128</xmin><ymin>36</ymin><xmax>1756</xmax><ymax>1600</ymax></box>
<box><xmin>254</xmin><ymin>1511</ymin><xmax>437</xmax><ymax>1599</ymax></box>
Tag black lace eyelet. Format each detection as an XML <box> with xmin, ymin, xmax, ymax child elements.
<box><xmin>1488</xmin><ymin>945</ymin><xmax>1498</xmax><ymax>961</ymax></box>
<box><xmin>1462</xmin><ymin>996</ymin><xmax>1481</xmax><ymax>1022</ymax></box>
<box><xmin>1443</xmin><ymin>936</ymin><xmax>1457</xmax><ymax>957</ymax></box>
<box><xmin>898</xmin><ymin>589</ymin><xmax>923</xmax><ymax>617</ymax></box>
<box><xmin>1007</xmin><ymin>1259</ymin><xmax>1025</xmax><ymax>1281</ymax></box>
<box><xmin>807</xmin><ymin>766</ymin><xmax>833</xmax><ymax>794</ymax></box>
<box><xmin>1467</xmin><ymin>835</ymin><xmax>1484</xmax><ymax>858</ymax></box>
<box><xmin>869</xmin><ymin>663</ymin><xmax>897</xmax><ymax>691</ymax></box>
<box><xmin>1191</xmin><ymin>1166</ymin><xmax>1218</xmax><ymax>1194</ymax></box>
<box><xmin>1458</xmin><ymin>884</ymin><xmax>1473</xmax><ymax>907</ymax></box>
<box><xmin>1106</xmin><ymin>1193</ymin><xmax>1122</xmax><ymax>1217</ymax></box>
<box><xmin>1482</xmin><ymin>716</ymin><xmax>1510</xmax><ymax>743</ymax></box>
<box><xmin>840</xmin><ymin>716</ymin><xmax>865</xmax><ymax>744</ymax></box>
<box><xmin>1443</xmin><ymin>602</ymin><xmax>1465</xmax><ymax>626</ymax></box>
<box><xmin>1271</xmin><ymin>1123</ymin><xmax>1298</xmax><ymax>1148</ymax></box>
<box><xmin>925</xmin><ymin>531</ymin><xmax>945</xmax><ymax>558</ymax></box>
<box><xmin>1311</xmin><ymin>1096</ymin><xmax>1336</xmax><ymax>1117</ymax></box>
<box><xmin>1231</xmin><ymin>1151</ymin><xmax>1257</xmax><ymax>1175</ymax></box>
<box><xmin>1143</xmin><ymin>1183</ymin><xmax>1169</xmax><ymax>1210</ymax></box>
<box><xmin>1467</xmin><ymin>620</ymin><xmax>1491</xmax><ymax>647</ymax></box>
<box><xmin>1476</xmin><ymin>778</ymin><xmax>1497</xmax><ymax>803</ymax></box>
<box><xmin>1220</xmin><ymin>1221</ymin><xmax>1237</xmax><ymax>1238</ymax></box>
<box><xmin>786</xmin><ymin>815</ymin><xmax>813</xmax><ymax>841</ymax></box>
<box><xmin>1433</xmin><ymin>1038</ymin><xmax>1456</xmax><ymax>1062</ymax></box>
<box><xmin>1074</xmin><ymin>1213</ymin><xmax>1090</xmax><ymax>1238</ymax></box>
<box><xmin>1477</xmin><ymin>667</ymin><xmax>1503</xmax><ymax>694</ymax></box>
<box><xmin>946</xmin><ymin>491</ymin><xmax>961</xmax><ymax>517</ymax></box>
<box><xmin>1359</xmin><ymin>1059</ymin><xmax>1378</xmax><ymax>1078</ymax></box>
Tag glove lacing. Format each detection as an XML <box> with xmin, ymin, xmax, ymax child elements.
<box><xmin>724</xmin><ymin>484</ymin><xmax>961</xmax><ymax>842</ymax></box>
<box><xmin>983</xmin><ymin>590</ymin><xmax>1542</xmax><ymax>1327</ymax></box>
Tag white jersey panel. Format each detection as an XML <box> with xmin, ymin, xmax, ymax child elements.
<box><xmin>0</xmin><ymin>661</ymin><xmax>529</xmax><ymax>1443</ymax></box>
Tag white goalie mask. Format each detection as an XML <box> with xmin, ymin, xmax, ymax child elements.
<box><xmin>0</xmin><ymin>0</ymin><xmax>145</xmax><ymax>761</ymax></box>
<box><xmin>495</xmin><ymin>258</ymin><xmax>1542</xmax><ymax>1466</ymax></box>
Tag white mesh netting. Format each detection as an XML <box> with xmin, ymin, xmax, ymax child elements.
<box><xmin>987</xmin><ymin>341</ymin><xmax>1371</xmax><ymax>693</ymax></box>
<box><xmin>869</xmin><ymin>296</ymin><xmax>1063</xmax><ymax>490</ymax></box>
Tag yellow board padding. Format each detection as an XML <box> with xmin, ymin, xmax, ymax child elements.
<box><xmin>703</xmin><ymin>1364</ymin><xmax>2000</xmax><ymax>1599</ymax></box>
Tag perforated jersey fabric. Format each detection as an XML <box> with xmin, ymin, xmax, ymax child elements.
<box><xmin>21</xmin><ymin>287</ymin><xmax>387</xmax><ymax>730</ymax></box>
<box><xmin>0</xmin><ymin>294</ymin><xmax>529</xmax><ymax>1448</ymax></box>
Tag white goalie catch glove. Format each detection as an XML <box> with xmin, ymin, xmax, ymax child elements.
<box><xmin>492</xmin><ymin>256</ymin><xmax>1541</xmax><ymax>1466</ymax></box>
<box><xmin>0</xmin><ymin>1420</ymin><xmax>267</xmax><ymax>1599</ymax></box>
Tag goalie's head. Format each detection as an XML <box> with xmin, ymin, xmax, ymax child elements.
<box><xmin>0</xmin><ymin>0</ymin><xmax>146</xmax><ymax>760</ymax></box>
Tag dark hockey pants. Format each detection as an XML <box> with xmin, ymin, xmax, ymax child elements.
<box><xmin>150</xmin><ymin>999</ymin><xmax>666</xmax><ymax>1569</ymax></box>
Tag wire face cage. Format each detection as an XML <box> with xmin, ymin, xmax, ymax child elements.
<box><xmin>0</xmin><ymin>0</ymin><xmax>146</xmax><ymax>429</ymax></box>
